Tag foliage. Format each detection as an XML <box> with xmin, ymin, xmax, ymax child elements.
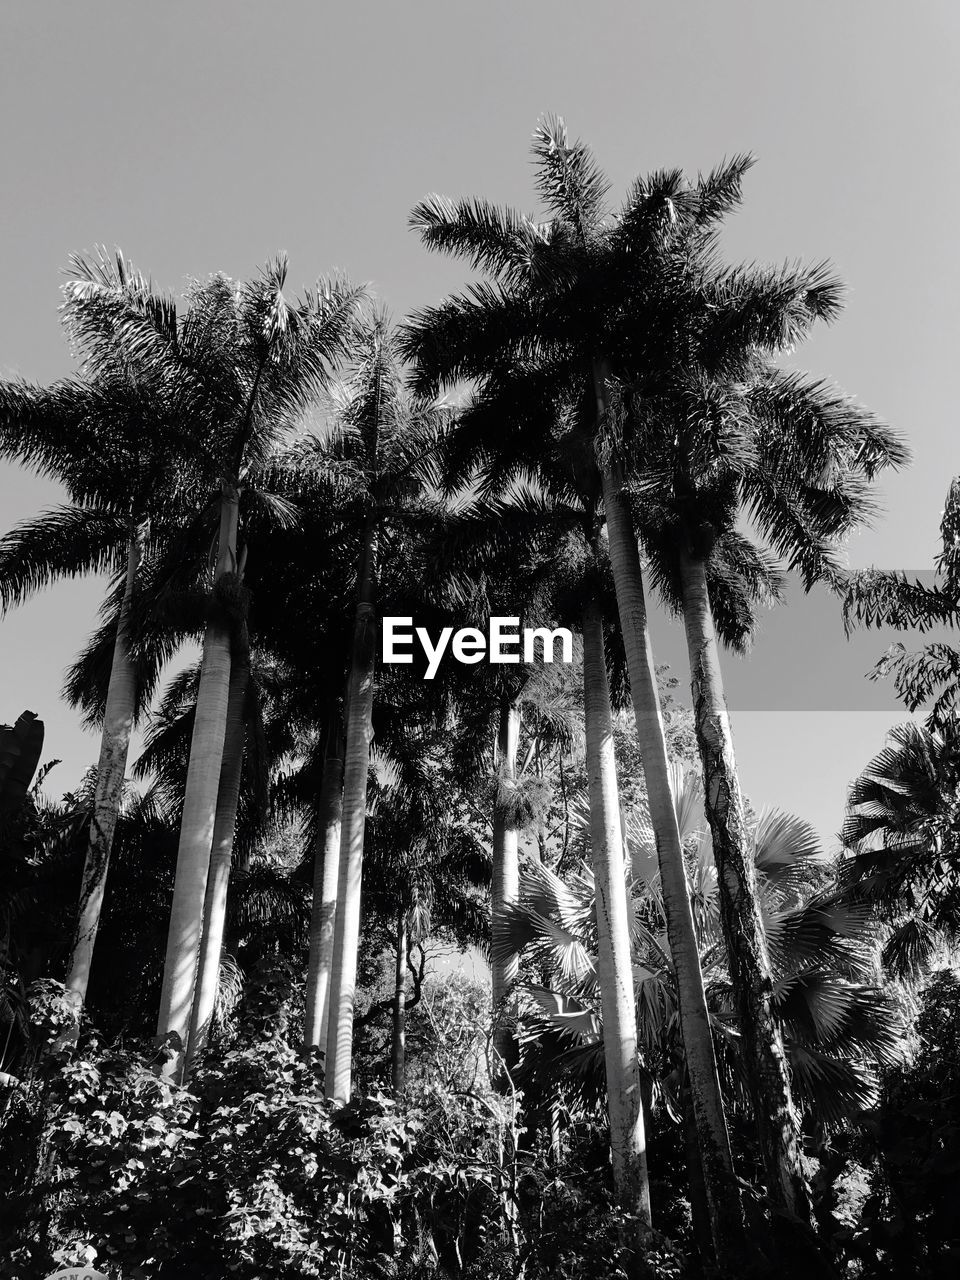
<box><xmin>841</xmin><ymin>476</ymin><xmax>960</xmax><ymax>727</ymax></box>
<box><xmin>840</xmin><ymin>719</ymin><xmax>960</xmax><ymax>976</ymax></box>
<box><xmin>833</xmin><ymin>969</ymin><xmax>960</xmax><ymax>1278</ymax></box>
<box><xmin>0</xmin><ymin>980</ymin><xmax>691</xmax><ymax>1280</ymax></box>
<box><xmin>503</xmin><ymin>768</ymin><xmax>904</xmax><ymax>1133</ymax></box>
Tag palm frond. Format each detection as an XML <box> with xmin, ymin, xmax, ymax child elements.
<box><xmin>410</xmin><ymin>196</ymin><xmax>552</xmax><ymax>286</ymax></box>
<box><xmin>0</xmin><ymin>506</ymin><xmax>128</xmax><ymax>611</ymax></box>
<box><xmin>530</xmin><ymin>115</ymin><xmax>610</xmax><ymax>236</ymax></box>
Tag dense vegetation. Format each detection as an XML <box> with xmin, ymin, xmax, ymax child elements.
<box><xmin>1</xmin><ymin>119</ymin><xmax>957</xmax><ymax>1279</ymax></box>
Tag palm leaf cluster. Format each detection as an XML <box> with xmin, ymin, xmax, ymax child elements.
<box><xmin>502</xmin><ymin>768</ymin><xmax>903</xmax><ymax>1130</ymax></box>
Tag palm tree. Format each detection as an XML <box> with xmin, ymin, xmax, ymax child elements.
<box><xmin>303</xmin><ymin>711</ymin><xmax>345</xmax><ymax>1055</ymax></box>
<box><xmin>839</xmin><ymin>719</ymin><xmax>960</xmax><ymax>975</ymax></box>
<box><xmin>505</xmin><ymin>774</ymin><xmax>903</xmax><ymax>1229</ymax></box>
<box><xmin>184</xmin><ymin>615</ymin><xmax>252</xmax><ymax>1065</ymax></box>
<box><xmin>581</xmin><ymin>561</ymin><xmax>651</xmax><ymax>1224</ymax></box>
<box><xmin>613</xmin><ymin>278</ymin><xmax>907</xmax><ymax>1225</ymax></box>
<box><xmin>401</xmin><ymin>133</ymin><xmax>748</xmax><ymax>1257</ymax></box>
<box><xmin>62</xmin><ymin>252</ymin><xmax>363</xmax><ymax>1078</ymax></box>
<box><xmin>431</xmin><ymin>466</ymin><xmax>655</xmax><ymax>1217</ymax></box>
<box><xmin>216</xmin><ymin>449</ymin><xmax>360</xmax><ymax>1061</ymax></box>
<box><xmin>402</xmin><ymin>117</ymin><xmax>906</xmax><ymax>1238</ymax></box>
<box><xmin>0</xmin><ymin>258</ymin><xmax>192</xmax><ymax>1034</ymax></box>
<box><xmin>320</xmin><ymin>312</ymin><xmax>450</xmax><ymax>1103</ymax></box>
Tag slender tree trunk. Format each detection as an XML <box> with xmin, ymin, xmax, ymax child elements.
<box><xmin>581</xmin><ymin>593</ymin><xmax>652</xmax><ymax>1226</ymax></box>
<box><xmin>324</xmin><ymin>522</ymin><xmax>377</xmax><ymax>1103</ymax></box>
<box><xmin>595</xmin><ymin>364</ymin><xmax>745</xmax><ymax>1266</ymax></box>
<box><xmin>156</xmin><ymin>482</ymin><xmax>239</xmax><ymax>1081</ymax></box>
<box><xmin>677</xmin><ymin>546</ymin><xmax>811</xmax><ymax>1225</ymax></box>
<box><xmin>61</xmin><ymin>523</ymin><xmax>143</xmax><ymax>1035</ymax></box>
<box><xmin>391</xmin><ymin>909</ymin><xmax>407</xmax><ymax>1092</ymax></box>
<box><xmin>490</xmin><ymin>693</ymin><xmax>521</xmax><ymax>1093</ymax></box>
<box><xmin>184</xmin><ymin>619</ymin><xmax>250</xmax><ymax>1070</ymax></box>
<box><xmin>303</xmin><ymin>715</ymin><xmax>345</xmax><ymax>1056</ymax></box>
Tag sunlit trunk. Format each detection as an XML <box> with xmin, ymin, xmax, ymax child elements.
<box><xmin>324</xmin><ymin>522</ymin><xmax>377</xmax><ymax>1103</ymax></box>
<box><xmin>61</xmin><ymin>523</ymin><xmax>143</xmax><ymax>1036</ymax></box>
<box><xmin>391</xmin><ymin>909</ymin><xmax>407</xmax><ymax>1092</ymax></box>
<box><xmin>581</xmin><ymin>592</ymin><xmax>651</xmax><ymax>1226</ymax></box>
<box><xmin>595</xmin><ymin>360</ymin><xmax>745</xmax><ymax>1267</ymax></box>
<box><xmin>156</xmin><ymin>482</ymin><xmax>239</xmax><ymax>1081</ymax></box>
<box><xmin>303</xmin><ymin>714</ymin><xmax>345</xmax><ymax>1056</ymax></box>
<box><xmin>491</xmin><ymin>693</ymin><xmax>521</xmax><ymax>1092</ymax></box>
<box><xmin>677</xmin><ymin>545</ymin><xmax>811</xmax><ymax>1225</ymax></box>
<box><xmin>185</xmin><ymin>620</ymin><xmax>250</xmax><ymax>1070</ymax></box>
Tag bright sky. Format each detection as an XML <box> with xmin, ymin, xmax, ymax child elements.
<box><xmin>1</xmin><ymin>0</ymin><xmax>957</xmax><ymax>845</ymax></box>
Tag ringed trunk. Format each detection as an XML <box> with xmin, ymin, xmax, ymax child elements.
<box><xmin>490</xmin><ymin>693</ymin><xmax>521</xmax><ymax>1092</ymax></box>
<box><xmin>324</xmin><ymin>523</ymin><xmax>378</xmax><ymax>1103</ymax></box>
<box><xmin>61</xmin><ymin>524</ymin><xmax>144</xmax><ymax>1036</ymax></box>
<box><xmin>184</xmin><ymin>620</ymin><xmax>250</xmax><ymax>1070</ymax></box>
<box><xmin>677</xmin><ymin>545</ymin><xmax>811</xmax><ymax>1224</ymax></box>
<box><xmin>581</xmin><ymin>593</ymin><xmax>651</xmax><ymax>1226</ymax></box>
<box><xmin>156</xmin><ymin>482</ymin><xmax>239</xmax><ymax>1081</ymax></box>
<box><xmin>303</xmin><ymin>714</ymin><xmax>345</xmax><ymax>1056</ymax></box>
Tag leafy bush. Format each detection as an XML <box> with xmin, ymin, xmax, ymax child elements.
<box><xmin>0</xmin><ymin>978</ymin><xmax>696</xmax><ymax>1280</ymax></box>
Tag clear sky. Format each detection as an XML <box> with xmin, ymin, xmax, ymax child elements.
<box><xmin>1</xmin><ymin>0</ymin><xmax>957</xmax><ymax>845</ymax></box>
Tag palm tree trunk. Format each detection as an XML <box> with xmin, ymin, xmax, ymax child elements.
<box><xmin>391</xmin><ymin>909</ymin><xmax>407</xmax><ymax>1093</ymax></box>
<box><xmin>676</xmin><ymin>545</ymin><xmax>811</xmax><ymax>1225</ymax></box>
<box><xmin>156</xmin><ymin>482</ymin><xmax>239</xmax><ymax>1081</ymax></box>
<box><xmin>681</xmin><ymin>1078</ymin><xmax>716</xmax><ymax>1267</ymax></box>
<box><xmin>303</xmin><ymin>714</ymin><xmax>345</xmax><ymax>1056</ymax></box>
<box><xmin>184</xmin><ymin>619</ymin><xmax>250</xmax><ymax>1070</ymax></box>
<box><xmin>491</xmin><ymin>693</ymin><xmax>521</xmax><ymax>1092</ymax></box>
<box><xmin>581</xmin><ymin>592</ymin><xmax>651</xmax><ymax>1226</ymax></box>
<box><xmin>61</xmin><ymin>522</ymin><xmax>143</xmax><ymax>1035</ymax></box>
<box><xmin>595</xmin><ymin>366</ymin><xmax>745</xmax><ymax>1265</ymax></box>
<box><xmin>324</xmin><ymin>522</ymin><xmax>377</xmax><ymax>1103</ymax></box>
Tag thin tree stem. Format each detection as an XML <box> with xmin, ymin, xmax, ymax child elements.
<box><xmin>324</xmin><ymin>520</ymin><xmax>378</xmax><ymax>1103</ymax></box>
<box><xmin>582</xmin><ymin>589</ymin><xmax>652</xmax><ymax>1227</ymax></box>
<box><xmin>61</xmin><ymin>522</ymin><xmax>144</xmax><ymax>1038</ymax></box>
<box><xmin>185</xmin><ymin>617</ymin><xmax>250</xmax><ymax>1070</ymax></box>
<box><xmin>491</xmin><ymin>693</ymin><xmax>521</xmax><ymax>1093</ymax></box>
<box><xmin>156</xmin><ymin>481</ymin><xmax>239</xmax><ymax>1081</ymax></box>
<box><xmin>677</xmin><ymin>545</ymin><xmax>811</xmax><ymax>1226</ymax></box>
<box><xmin>595</xmin><ymin>361</ymin><xmax>745</xmax><ymax>1266</ymax></box>
<box><xmin>303</xmin><ymin>713</ymin><xmax>345</xmax><ymax>1056</ymax></box>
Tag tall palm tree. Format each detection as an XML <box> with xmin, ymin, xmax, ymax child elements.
<box><xmin>433</xmin><ymin>466</ymin><xmax>655</xmax><ymax>1216</ymax></box>
<box><xmin>0</xmin><ymin>258</ymin><xmax>192</xmax><ymax>1033</ymax></box>
<box><xmin>220</xmin><ymin>450</ymin><xmax>360</xmax><ymax>1061</ymax></box>
<box><xmin>581</xmin><ymin>556</ymin><xmax>651</xmax><ymax>1224</ymax></box>
<box><xmin>185</xmin><ymin>613</ymin><xmax>252</xmax><ymax>1065</ymax></box>
<box><xmin>401</xmin><ymin>137</ymin><xmax>748</xmax><ymax>1257</ymax></box>
<box><xmin>402</xmin><ymin>117</ymin><xmax>905</xmax><ymax>1241</ymax></box>
<box><xmin>320</xmin><ymin>312</ymin><xmax>449</xmax><ymax>1103</ymax></box>
<box><xmin>63</xmin><ymin>252</ymin><xmax>363</xmax><ymax>1078</ymax></box>
<box><xmin>615</xmin><ymin>296</ymin><xmax>906</xmax><ymax>1225</ymax></box>
<box><xmin>303</xmin><ymin>711</ymin><xmax>345</xmax><ymax>1055</ymax></box>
